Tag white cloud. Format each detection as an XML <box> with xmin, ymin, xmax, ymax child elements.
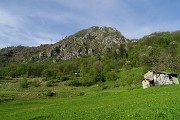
<box><xmin>0</xmin><ymin>7</ymin><xmax>61</xmax><ymax>48</ymax></box>
<box><xmin>0</xmin><ymin>9</ymin><xmax>21</xmax><ymax>27</ymax></box>
<box><xmin>50</xmin><ymin>0</ymin><xmax>122</xmax><ymax>25</ymax></box>
<box><xmin>0</xmin><ymin>0</ymin><xmax>148</xmax><ymax>48</ymax></box>
<box><xmin>0</xmin><ymin>0</ymin><xmax>180</xmax><ymax>49</ymax></box>
<box><xmin>28</xmin><ymin>32</ymin><xmax>62</xmax><ymax>46</ymax></box>
<box><xmin>0</xmin><ymin>8</ymin><xmax>23</xmax><ymax>48</ymax></box>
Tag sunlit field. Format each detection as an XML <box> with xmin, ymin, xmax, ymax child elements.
<box><xmin>1</xmin><ymin>82</ymin><xmax>180</xmax><ymax>120</ymax></box>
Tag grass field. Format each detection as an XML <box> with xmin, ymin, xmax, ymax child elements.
<box><xmin>1</xmin><ymin>83</ymin><xmax>180</xmax><ymax>120</ymax></box>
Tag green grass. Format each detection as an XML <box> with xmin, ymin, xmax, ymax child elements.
<box><xmin>116</xmin><ymin>67</ymin><xmax>145</xmax><ymax>86</ymax></box>
<box><xmin>1</xmin><ymin>84</ymin><xmax>180</xmax><ymax>120</ymax></box>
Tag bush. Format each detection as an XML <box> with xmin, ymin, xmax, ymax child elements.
<box><xmin>102</xmin><ymin>85</ymin><xmax>108</xmax><ymax>90</ymax></box>
<box><xmin>61</xmin><ymin>76</ymin><xmax>69</xmax><ymax>81</ymax></box>
<box><xmin>31</xmin><ymin>80</ymin><xmax>41</xmax><ymax>87</ymax></box>
<box><xmin>67</xmin><ymin>80</ymin><xmax>82</xmax><ymax>87</ymax></box>
<box><xmin>45</xmin><ymin>80</ymin><xmax>54</xmax><ymax>87</ymax></box>
<box><xmin>81</xmin><ymin>76</ymin><xmax>95</xmax><ymax>86</ymax></box>
<box><xmin>41</xmin><ymin>69</ymin><xmax>54</xmax><ymax>78</ymax></box>
<box><xmin>105</xmin><ymin>72</ymin><xmax>118</xmax><ymax>81</ymax></box>
<box><xmin>20</xmin><ymin>78</ymin><xmax>30</xmax><ymax>88</ymax></box>
<box><xmin>79</xmin><ymin>92</ymin><xmax>85</xmax><ymax>96</ymax></box>
<box><xmin>92</xmin><ymin>72</ymin><xmax>105</xmax><ymax>82</ymax></box>
<box><xmin>114</xmin><ymin>82</ymin><xmax>120</xmax><ymax>88</ymax></box>
<box><xmin>46</xmin><ymin>90</ymin><xmax>56</xmax><ymax>97</ymax></box>
<box><xmin>42</xmin><ymin>77</ymin><xmax>48</xmax><ymax>81</ymax></box>
<box><xmin>0</xmin><ymin>76</ymin><xmax>5</xmax><ymax>80</ymax></box>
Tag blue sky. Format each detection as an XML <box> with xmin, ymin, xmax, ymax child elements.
<box><xmin>0</xmin><ymin>0</ymin><xmax>180</xmax><ymax>48</ymax></box>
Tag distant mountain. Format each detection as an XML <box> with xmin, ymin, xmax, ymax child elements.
<box><xmin>0</xmin><ymin>26</ymin><xmax>180</xmax><ymax>66</ymax></box>
<box><xmin>0</xmin><ymin>26</ymin><xmax>128</xmax><ymax>63</ymax></box>
<box><xmin>0</xmin><ymin>26</ymin><xmax>180</xmax><ymax>79</ymax></box>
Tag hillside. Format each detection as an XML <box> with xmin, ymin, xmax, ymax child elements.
<box><xmin>0</xmin><ymin>26</ymin><xmax>128</xmax><ymax>63</ymax></box>
<box><xmin>1</xmin><ymin>27</ymin><xmax>179</xmax><ymax>72</ymax></box>
<box><xmin>0</xmin><ymin>26</ymin><xmax>180</xmax><ymax>87</ymax></box>
<box><xmin>128</xmin><ymin>31</ymin><xmax>180</xmax><ymax>72</ymax></box>
<box><xmin>45</xmin><ymin>26</ymin><xmax>128</xmax><ymax>60</ymax></box>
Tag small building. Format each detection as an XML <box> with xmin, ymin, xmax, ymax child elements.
<box><xmin>142</xmin><ymin>71</ymin><xmax>179</xmax><ymax>88</ymax></box>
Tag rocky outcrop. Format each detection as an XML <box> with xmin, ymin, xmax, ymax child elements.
<box><xmin>0</xmin><ymin>26</ymin><xmax>129</xmax><ymax>62</ymax></box>
<box><xmin>41</xmin><ymin>26</ymin><xmax>128</xmax><ymax>61</ymax></box>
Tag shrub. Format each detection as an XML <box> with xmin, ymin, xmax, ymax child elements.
<box><xmin>114</xmin><ymin>82</ymin><xmax>120</xmax><ymax>88</ymax></box>
<box><xmin>20</xmin><ymin>78</ymin><xmax>29</xmax><ymax>88</ymax></box>
<box><xmin>41</xmin><ymin>70</ymin><xmax>53</xmax><ymax>78</ymax></box>
<box><xmin>46</xmin><ymin>90</ymin><xmax>56</xmax><ymax>97</ymax></box>
<box><xmin>67</xmin><ymin>80</ymin><xmax>82</xmax><ymax>87</ymax></box>
<box><xmin>31</xmin><ymin>80</ymin><xmax>41</xmax><ymax>87</ymax></box>
<box><xmin>45</xmin><ymin>80</ymin><xmax>54</xmax><ymax>87</ymax></box>
<box><xmin>61</xmin><ymin>76</ymin><xmax>69</xmax><ymax>81</ymax></box>
<box><xmin>0</xmin><ymin>76</ymin><xmax>5</xmax><ymax>80</ymax></box>
<box><xmin>81</xmin><ymin>76</ymin><xmax>95</xmax><ymax>86</ymax></box>
<box><xmin>92</xmin><ymin>72</ymin><xmax>105</xmax><ymax>82</ymax></box>
<box><xmin>42</xmin><ymin>77</ymin><xmax>48</xmax><ymax>81</ymax></box>
<box><xmin>79</xmin><ymin>92</ymin><xmax>85</xmax><ymax>96</ymax></box>
<box><xmin>105</xmin><ymin>72</ymin><xmax>118</xmax><ymax>81</ymax></box>
<box><xmin>102</xmin><ymin>85</ymin><xmax>108</xmax><ymax>90</ymax></box>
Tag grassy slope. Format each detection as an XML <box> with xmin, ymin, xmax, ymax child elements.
<box><xmin>1</xmin><ymin>85</ymin><xmax>180</xmax><ymax>120</ymax></box>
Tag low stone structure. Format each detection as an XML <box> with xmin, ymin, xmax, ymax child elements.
<box><xmin>142</xmin><ymin>79</ymin><xmax>150</xmax><ymax>89</ymax></box>
<box><xmin>142</xmin><ymin>71</ymin><xmax>179</xmax><ymax>88</ymax></box>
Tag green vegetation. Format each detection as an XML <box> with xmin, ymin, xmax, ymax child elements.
<box><xmin>0</xmin><ymin>30</ymin><xmax>180</xmax><ymax>119</ymax></box>
<box><xmin>1</xmin><ymin>31</ymin><xmax>180</xmax><ymax>83</ymax></box>
<box><xmin>0</xmin><ymin>82</ymin><xmax>180</xmax><ymax>119</ymax></box>
<box><xmin>19</xmin><ymin>78</ymin><xmax>30</xmax><ymax>88</ymax></box>
<box><xmin>128</xmin><ymin>31</ymin><xmax>180</xmax><ymax>73</ymax></box>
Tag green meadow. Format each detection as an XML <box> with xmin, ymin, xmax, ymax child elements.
<box><xmin>1</xmin><ymin>83</ymin><xmax>180</xmax><ymax>120</ymax></box>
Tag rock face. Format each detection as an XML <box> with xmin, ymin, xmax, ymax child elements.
<box><xmin>43</xmin><ymin>26</ymin><xmax>128</xmax><ymax>60</ymax></box>
<box><xmin>0</xmin><ymin>26</ymin><xmax>129</xmax><ymax>62</ymax></box>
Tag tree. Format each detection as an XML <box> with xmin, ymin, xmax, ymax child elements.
<box><xmin>92</xmin><ymin>61</ymin><xmax>105</xmax><ymax>82</ymax></box>
<box><xmin>140</xmin><ymin>54</ymin><xmax>152</xmax><ymax>67</ymax></box>
<box><xmin>168</xmin><ymin>41</ymin><xmax>179</xmax><ymax>72</ymax></box>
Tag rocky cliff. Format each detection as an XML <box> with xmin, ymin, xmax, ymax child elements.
<box><xmin>41</xmin><ymin>26</ymin><xmax>128</xmax><ymax>60</ymax></box>
<box><xmin>0</xmin><ymin>26</ymin><xmax>128</xmax><ymax>62</ymax></box>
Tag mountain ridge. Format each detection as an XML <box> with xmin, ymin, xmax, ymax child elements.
<box><xmin>0</xmin><ymin>26</ymin><xmax>128</xmax><ymax>62</ymax></box>
<box><xmin>0</xmin><ymin>26</ymin><xmax>180</xmax><ymax>64</ymax></box>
